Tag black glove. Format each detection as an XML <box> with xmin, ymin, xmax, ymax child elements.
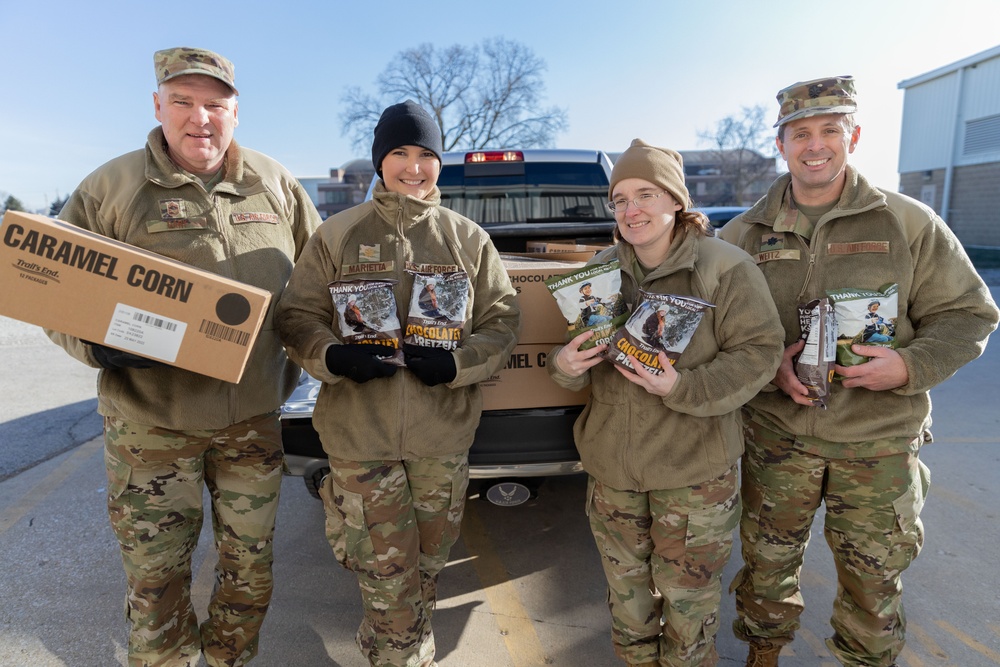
<box><xmin>325</xmin><ymin>344</ymin><xmax>398</xmax><ymax>383</ymax></box>
<box><xmin>85</xmin><ymin>341</ymin><xmax>162</xmax><ymax>370</ymax></box>
<box><xmin>403</xmin><ymin>344</ymin><xmax>457</xmax><ymax>387</ymax></box>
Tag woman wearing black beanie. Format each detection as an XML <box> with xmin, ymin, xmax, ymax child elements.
<box><xmin>277</xmin><ymin>100</ymin><xmax>519</xmax><ymax>667</ymax></box>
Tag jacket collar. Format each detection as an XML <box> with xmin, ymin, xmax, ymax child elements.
<box><xmin>144</xmin><ymin>127</ymin><xmax>261</xmax><ymax>195</ymax></box>
<box><xmin>370</xmin><ymin>179</ymin><xmax>441</xmax><ymax>226</ymax></box>
<box><xmin>747</xmin><ymin>164</ymin><xmax>888</xmax><ymax>231</ymax></box>
<box><xmin>618</xmin><ymin>225</ymin><xmax>700</xmax><ymax>282</ymax></box>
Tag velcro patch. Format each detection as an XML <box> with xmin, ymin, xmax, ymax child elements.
<box><xmin>344</xmin><ymin>261</ymin><xmax>395</xmax><ymax>276</ymax></box>
<box><xmin>146</xmin><ymin>217</ymin><xmax>208</xmax><ymax>233</ymax></box>
<box><xmin>755</xmin><ymin>249</ymin><xmax>801</xmax><ymax>263</ymax></box>
<box><xmin>406</xmin><ymin>262</ymin><xmax>461</xmax><ymax>274</ymax></box>
<box><xmin>827</xmin><ymin>241</ymin><xmax>890</xmax><ymax>255</ymax></box>
<box><xmin>760</xmin><ymin>233</ymin><xmax>785</xmax><ymax>251</ymax></box>
<box><xmin>232</xmin><ymin>212</ymin><xmax>280</xmax><ymax>224</ymax></box>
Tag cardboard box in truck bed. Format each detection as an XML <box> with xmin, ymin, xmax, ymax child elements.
<box><xmin>502</xmin><ymin>255</ymin><xmax>586</xmax><ymax>345</ymax></box>
<box><xmin>479</xmin><ymin>343</ymin><xmax>589</xmax><ymax>411</ymax></box>
<box><xmin>0</xmin><ymin>210</ymin><xmax>271</xmax><ymax>383</ymax></box>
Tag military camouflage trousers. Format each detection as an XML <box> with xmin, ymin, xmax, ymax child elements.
<box><xmin>103</xmin><ymin>412</ymin><xmax>283</xmax><ymax>667</ymax></box>
<box><xmin>732</xmin><ymin>418</ymin><xmax>929</xmax><ymax>667</ymax></box>
<box><xmin>322</xmin><ymin>453</ymin><xmax>469</xmax><ymax>667</ymax></box>
<box><xmin>587</xmin><ymin>466</ymin><xmax>739</xmax><ymax>666</ymax></box>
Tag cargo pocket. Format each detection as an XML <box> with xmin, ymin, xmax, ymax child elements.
<box><xmin>105</xmin><ymin>450</ymin><xmax>136</xmax><ymax>549</ymax></box>
<box><xmin>885</xmin><ymin>459</ymin><xmax>929</xmax><ymax>572</ymax></box>
<box><xmin>584</xmin><ymin>475</ymin><xmax>597</xmax><ymax>518</ymax></box>
<box><xmin>685</xmin><ymin>490</ymin><xmax>740</xmax><ymax>549</ymax></box>
<box><xmin>684</xmin><ymin>488</ymin><xmax>740</xmax><ymax>587</ymax></box>
<box><xmin>322</xmin><ymin>476</ymin><xmax>375</xmax><ymax>574</ymax></box>
<box><xmin>449</xmin><ymin>458</ymin><xmax>470</xmax><ymax>510</ymax></box>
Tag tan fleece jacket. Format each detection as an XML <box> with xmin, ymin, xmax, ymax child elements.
<box><xmin>549</xmin><ymin>229</ymin><xmax>784</xmax><ymax>491</ymax></box>
<box><xmin>275</xmin><ymin>181</ymin><xmax>520</xmax><ymax>461</ymax></box>
<box><xmin>718</xmin><ymin>165</ymin><xmax>999</xmax><ymax>446</ymax></box>
<box><xmin>48</xmin><ymin>128</ymin><xmax>321</xmax><ymax>430</ymax></box>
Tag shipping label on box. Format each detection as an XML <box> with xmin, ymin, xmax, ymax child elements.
<box><xmin>0</xmin><ymin>210</ymin><xmax>271</xmax><ymax>383</ymax></box>
<box><xmin>479</xmin><ymin>343</ymin><xmax>589</xmax><ymax>411</ymax></box>
<box><xmin>502</xmin><ymin>255</ymin><xmax>586</xmax><ymax>345</ymax></box>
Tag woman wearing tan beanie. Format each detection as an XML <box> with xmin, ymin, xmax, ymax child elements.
<box><xmin>549</xmin><ymin>139</ymin><xmax>784</xmax><ymax>666</ymax></box>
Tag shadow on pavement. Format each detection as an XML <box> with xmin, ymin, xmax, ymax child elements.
<box><xmin>0</xmin><ymin>398</ymin><xmax>101</xmax><ymax>481</ymax></box>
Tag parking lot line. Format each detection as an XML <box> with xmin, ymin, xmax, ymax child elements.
<box><xmin>908</xmin><ymin>621</ymin><xmax>950</xmax><ymax>664</ymax></box>
<box><xmin>461</xmin><ymin>501</ymin><xmax>549</xmax><ymax>667</ymax></box>
<box><xmin>0</xmin><ymin>436</ymin><xmax>102</xmax><ymax>535</ymax></box>
<box><xmin>935</xmin><ymin>620</ymin><xmax>1000</xmax><ymax>664</ymax></box>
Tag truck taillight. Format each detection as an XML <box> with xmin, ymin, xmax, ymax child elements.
<box><xmin>465</xmin><ymin>150</ymin><xmax>524</xmax><ymax>163</ymax></box>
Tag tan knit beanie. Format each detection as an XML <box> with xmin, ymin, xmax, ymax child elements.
<box><xmin>609</xmin><ymin>138</ymin><xmax>691</xmax><ymax>210</ymax></box>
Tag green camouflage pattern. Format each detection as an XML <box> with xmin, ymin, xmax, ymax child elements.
<box><xmin>154</xmin><ymin>46</ymin><xmax>238</xmax><ymax>94</ymax></box>
<box><xmin>732</xmin><ymin>417</ymin><xmax>929</xmax><ymax>666</ymax></box>
<box><xmin>104</xmin><ymin>412</ymin><xmax>283</xmax><ymax>667</ymax></box>
<box><xmin>774</xmin><ymin>75</ymin><xmax>857</xmax><ymax>127</ymax></box>
<box><xmin>586</xmin><ymin>467</ymin><xmax>739</xmax><ymax>667</ymax></box>
<box><xmin>321</xmin><ymin>453</ymin><xmax>469</xmax><ymax>667</ymax></box>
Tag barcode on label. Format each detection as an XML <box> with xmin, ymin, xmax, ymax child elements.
<box><xmin>199</xmin><ymin>320</ymin><xmax>250</xmax><ymax>347</ymax></box>
<box><xmin>132</xmin><ymin>312</ymin><xmax>178</xmax><ymax>331</ymax></box>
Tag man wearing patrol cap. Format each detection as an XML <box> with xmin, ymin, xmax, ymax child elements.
<box><xmin>720</xmin><ymin>77</ymin><xmax>998</xmax><ymax>666</ymax></box>
<box><xmin>47</xmin><ymin>46</ymin><xmax>320</xmax><ymax>666</ymax></box>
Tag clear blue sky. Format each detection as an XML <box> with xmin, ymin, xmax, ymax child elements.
<box><xmin>3</xmin><ymin>0</ymin><xmax>999</xmax><ymax>212</ymax></box>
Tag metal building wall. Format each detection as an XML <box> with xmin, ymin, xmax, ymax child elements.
<box><xmin>898</xmin><ymin>45</ymin><xmax>1000</xmax><ymax>246</ymax></box>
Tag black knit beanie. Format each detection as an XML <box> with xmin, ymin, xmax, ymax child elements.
<box><xmin>371</xmin><ymin>100</ymin><xmax>443</xmax><ymax>176</ymax></box>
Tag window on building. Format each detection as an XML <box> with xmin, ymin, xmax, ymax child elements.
<box><xmin>324</xmin><ymin>190</ymin><xmax>348</xmax><ymax>205</ymax></box>
<box><xmin>920</xmin><ymin>184</ymin><xmax>936</xmax><ymax>209</ymax></box>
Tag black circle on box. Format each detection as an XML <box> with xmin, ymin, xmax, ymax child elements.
<box><xmin>216</xmin><ymin>293</ymin><xmax>252</xmax><ymax>326</ymax></box>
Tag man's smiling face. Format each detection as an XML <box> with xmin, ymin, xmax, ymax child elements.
<box><xmin>154</xmin><ymin>74</ymin><xmax>238</xmax><ymax>174</ymax></box>
<box><xmin>777</xmin><ymin>113</ymin><xmax>859</xmax><ymax>206</ymax></box>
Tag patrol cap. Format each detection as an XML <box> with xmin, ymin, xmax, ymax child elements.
<box><xmin>774</xmin><ymin>75</ymin><xmax>856</xmax><ymax>128</ymax></box>
<box><xmin>154</xmin><ymin>47</ymin><xmax>238</xmax><ymax>95</ymax></box>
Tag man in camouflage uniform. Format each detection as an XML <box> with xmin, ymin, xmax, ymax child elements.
<box><xmin>48</xmin><ymin>47</ymin><xmax>320</xmax><ymax>665</ymax></box>
<box><xmin>719</xmin><ymin>76</ymin><xmax>999</xmax><ymax>666</ymax></box>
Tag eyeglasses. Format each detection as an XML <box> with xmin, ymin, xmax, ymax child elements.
<box><xmin>606</xmin><ymin>191</ymin><xmax>665</xmax><ymax>213</ymax></box>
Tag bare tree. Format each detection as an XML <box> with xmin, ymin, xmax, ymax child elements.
<box><xmin>698</xmin><ymin>105</ymin><xmax>779</xmax><ymax>206</ymax></box>
<box><xmin>340</xmin><ymin>39</ymin><xmax>567</xmax><ymax>154</ymax></box>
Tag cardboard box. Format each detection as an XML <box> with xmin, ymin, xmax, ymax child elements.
<box><xmin>0</xmin><ymin>210</ymin><xmax>271</xmax><ymax>383</ymax></box>
<box><xmin>504</xmin><ymin>250</ymin><xmax>597</xmax><ymax>262</ymax></box>
<box><xmin>502</xmin><ymin>255</ymin><xmax>586</xmax><ymax>344</ymax></box>
<box><xmin>480</xmin><ymin>343</ymin><xmax>589</xmax><ymax>410</ymax></box>
<box><xmin>525</xmin><ymin>240</ymin><xmax>611</xmax><ymax>254</ymax></box>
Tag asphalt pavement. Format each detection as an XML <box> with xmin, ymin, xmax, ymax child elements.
<box><xmin>0</xmin><ymin>317</ymin><xmax>99</xmax><ymax>481</ymax></box>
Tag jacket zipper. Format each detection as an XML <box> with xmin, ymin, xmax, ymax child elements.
<box><xmin>395</xmin><ymin>202</ymin><xmax>408</xmax><ymax>455</ymax></box>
